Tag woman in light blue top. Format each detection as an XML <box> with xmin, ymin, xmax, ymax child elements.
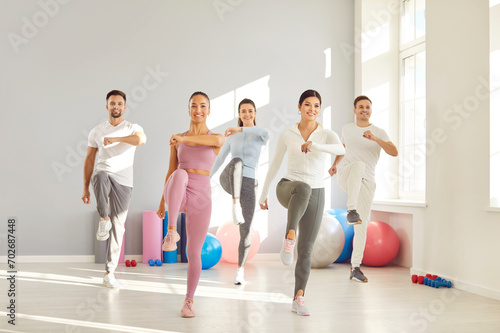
<box><xmin>211</xmin><ymin>98</ymin><xmax>269</xmax><ymax>285</ymax></box>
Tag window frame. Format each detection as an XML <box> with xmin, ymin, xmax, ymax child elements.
<box><xmin>398</xmin><ymin>0</ymin><xmax>426</xmax><ymax>200</ymax></box>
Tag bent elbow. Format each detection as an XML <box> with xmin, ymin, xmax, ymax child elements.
<box><xmin>334</xmin><ymin>144</ymin><xmax>346</xmax><ymax>156</ymax></box>
<box><xmin>217</xmin><ymin>136</ymin><xmax>225</xmax><ymax>147</ymax></box>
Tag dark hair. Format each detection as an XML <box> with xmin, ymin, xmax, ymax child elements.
<box><xmin>189</xmin><ymin>91</ymin><xmax>210</xmax><ymax>107</ymax></box>
<box><xmin>106</xmin><ymin>90</ymin><xmax>126</xmax><ymax>103</ymax></box>
<box><xmin>299</xmin><ymin>89</ymin><xmax>322</xmax><ymax>106</ymax></box>
<box><xmin>237</xmin><ymin>98</ymin><xmax>257</xmax><ymax>127</ymax></box>
<box><xmin>353</xmin><ymin>95</ymin><xmax>372</xmax><ymax>107</ymax></box>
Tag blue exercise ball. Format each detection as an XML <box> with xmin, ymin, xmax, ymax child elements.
<box><xmin>185</xmin><ymin>233</ymin><xmax>222</xmax><ymax>270</ymax></box>
<box><xmin>326</xmin><ymin>208</ymin><xmax>347</xmax><ymax>217</ymax></box>
<box><xmin>327</xmin><ymin>209</ymin><xmax>354</xmax><ymax>263</ymax></box>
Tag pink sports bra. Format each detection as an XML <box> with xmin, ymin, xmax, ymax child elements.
<box><xmin>177</xmin><ymin>131</ymin><xmax>217</xmax><ymax>172</ymax></box>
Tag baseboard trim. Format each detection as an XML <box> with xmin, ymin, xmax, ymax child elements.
<box><xmin>411</xmin><ymin>268</ymin><xmax>500</xmax><ymax>301</ymax></box>
<box><xmin>0</xmin><ymin>253</ymin><xmax>279</xmax><ymax>264</ymax></box>
<box><xmin>124</xmin><ymin>255</ymin><xmax>143</xmax><ymax>262</ymax></box>
<box><xmin>0</xmin><ymin>255</ymin><xmax>96</xmax><ymax>263</ymax></box>
<box><xmin>0</xmin><ymin>255</ymin><xmax>145</xmax><ymax>263</ymax></box>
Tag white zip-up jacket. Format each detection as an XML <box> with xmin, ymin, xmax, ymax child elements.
<box><xmin>259</xmin><ymin>123</ymin><xmax>345</xmax><ymax>205</ymax></box>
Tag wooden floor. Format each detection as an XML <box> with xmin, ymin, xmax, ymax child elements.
<box><xmin>1</xmin><ymin>261</ymin><xmax>500</xmax><ymax>333</ymax></box>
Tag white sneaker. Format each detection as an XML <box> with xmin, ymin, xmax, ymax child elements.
<box><xmin>234</xmin><ymin>268</ymin><xmax>245</xmax><ymax>285</ymax></box>
<box><xmin>232</xmin><ymin>203</ymin><xmax>245</xmax><ymax>225</ymax></box>
<box><xmin>103</xmin><ymin>272</ymin><xmax>120</xmax><ymax>288</ymax></box>
<box><xmin>280</xmin><ymin>238</ymin><xmax>295</xmax><ymax>266</ymax></box>
<box><xmin>96</xmin><ymin>218</ymin><xmax>112</xmax><ymax>241</ymax></box>
<box><xmin>292</xmin><ymin>296</ymin><xmax>310</xmax><ymax>316</ymax></box>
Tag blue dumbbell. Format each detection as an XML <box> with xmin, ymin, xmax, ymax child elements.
<box><xmin>435</xmin><ymin>280</ymin><xmax>452</xmax><ymax>288</ymax></box>
<box><xmin>155</xmin><ymin>259</ymin><xmax>163</xmax><ymax>266</ymax></box>
<box><xmin>148</xmin><ymin>259</ymin><xmax>155</xmax><ymax>266</ymax></box>
<box><xmin>424</xmin><ymin>277</ymin><xmax>439</xmax><ymax>287</ymax></box>
<box><xmin>424</xmin><ymin>277</ymin><xmax>435</xmax><ymax>286</ymax></box>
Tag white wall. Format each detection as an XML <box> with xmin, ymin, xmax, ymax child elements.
<box><xmin>0</xmin><ymin>1</ymin><xmax>354</xmax><ymax>257</ymax></box>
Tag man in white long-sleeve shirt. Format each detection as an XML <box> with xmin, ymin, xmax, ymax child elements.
<box><xmin>329</xmin><ymin>95</ymin><xmax>397</xmax><ymax>283</ymax></box>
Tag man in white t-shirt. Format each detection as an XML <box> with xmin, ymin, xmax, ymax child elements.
<box><xmin>329</xmin><ymin>95</ymin><xmax>397</xmax><ymax>283</ymax></box>
<box><xmin>82</xmin><ymin>90</ymin><xmax>147</xmax><ymax>288</ymax></box>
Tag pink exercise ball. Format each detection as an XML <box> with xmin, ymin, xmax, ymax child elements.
<box><xmin>362</xmin><ymin>221</ymin><xmax>400</xmax><ymax>267</ymax></box>
<box><xmin>216</xmin><ymin>222</ymin><xmax>261</xmax><ymax>264</ymax></box>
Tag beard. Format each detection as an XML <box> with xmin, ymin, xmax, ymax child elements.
<box><xmin>110</xmin><ymin>111</ymin><xmax>123</xmax><ymax>118</ymax></box>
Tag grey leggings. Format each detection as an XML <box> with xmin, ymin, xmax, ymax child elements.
<box><xmin>276</xmin><ymin>178</ymin><xmax>324</xmax><ymax>296</ymax></box>
<box><xmin>220</xmin><ymin>158</ymin><xmax>258</xmax><ymax>267</ymax></box>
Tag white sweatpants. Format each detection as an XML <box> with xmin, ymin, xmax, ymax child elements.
<box><xmin>337</xmin><ymin>161</ymin><xmax>376</xmax><ymax>268</ymax></box>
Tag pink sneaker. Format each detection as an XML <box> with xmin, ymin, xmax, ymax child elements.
<box><xmin>181</xmin><ymin>300</ymin><xmax>195</xmax><ymax>318</ymax></box>
<box><xmin>162</xmin><ymin>230</ymin><xmax>180</xmax><ymax>251</ymax></box>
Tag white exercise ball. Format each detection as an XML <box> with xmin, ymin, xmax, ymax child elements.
<box><xmin>310</xmin><ymin>213</ymin><xmax>345</xmax><ymax>268</ymax></box>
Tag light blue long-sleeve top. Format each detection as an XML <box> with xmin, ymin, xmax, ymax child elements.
<box><xmin>211</xmin><ymin>126</ymin><xmax>270</xmax><ymax>179</ymax></box>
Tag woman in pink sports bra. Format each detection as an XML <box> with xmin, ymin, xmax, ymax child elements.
<box><xmin>157</xmin><ymin>91</ymin><xmax>224</xmax><ymax>318</ymax></box>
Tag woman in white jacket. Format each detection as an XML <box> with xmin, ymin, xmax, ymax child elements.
<box><xmin>259</xmin><ymin>89</ymin><xmax>345</xmax><ymax>316</ymax></box>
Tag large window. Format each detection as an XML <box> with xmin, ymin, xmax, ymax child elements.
<box><xmin>401</xmin><ymin>0</ymin><xmax>425</xmax><ymax>45</ymax></box>
<box><xmin>399</xmin><ymin>0</ymin><xmax>426</xmax><ymax>199</ymax></box>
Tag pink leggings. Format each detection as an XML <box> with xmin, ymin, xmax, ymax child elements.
<box><xmin>164</xmin><ymin>169</ymin><xmax>212</xmax><ymax>300</ymax></box>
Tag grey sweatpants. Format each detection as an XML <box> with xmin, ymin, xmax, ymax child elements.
<box><xmin>276</xmin><ymin>178</ymin><xmax>324</xmax><ymax>296</ymax></box>
<box><xmin>92</xmin><ymin>170</ymin><xmax>132</xmax><ymax>273</ymax></box>
<box><xmin>220</xmin><ymin>158</ymin><xmax>258</xmax><ymax>267</ymax></box>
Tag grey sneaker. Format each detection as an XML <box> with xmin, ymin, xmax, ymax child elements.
<box><xmin>350</xmin><ymin>266</ymin><xmax>368</xmax><ymax>283</ymax></box>
<box><xmin>346</xmin><ymin>210</ymin><xmax>362</xmax><ymax>225</ymax></box>
<box><xmin>280</xmin><ymin>238</ymin><xmax>295</xmax><ymax>266</ymax></box>
<box><xmin>96</xmin><ymin>218</ymin><xmax>112</xmax><ymax>241</ymax></box>
<box><xmin>292</xmin><ymin>296</ymin><xmax>310</xmax><ymax>316</ymax></box>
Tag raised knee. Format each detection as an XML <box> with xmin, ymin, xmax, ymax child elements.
<box><xmin>231</xmin><ymin>157</ymin><xmax>244</xmax><ymax>169</ymax></box>
<box><xmin>93</xmin><ymin>170</ymin><xmax>108</xmax><ymax>182</ymax></box>
<box><xmin>352</xmin><ymin>161</ymin><xmax>366</xmax><ymax>171</ymax></box>
<box><xmin>295</xmin><ymin>182</ymin><xmax>312</xmax><ymax>197</ymax></box>
<box><xmin>172</xmin><ymin>169</ymin><xmax>189</xmax><ymax>181</ymax></box>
